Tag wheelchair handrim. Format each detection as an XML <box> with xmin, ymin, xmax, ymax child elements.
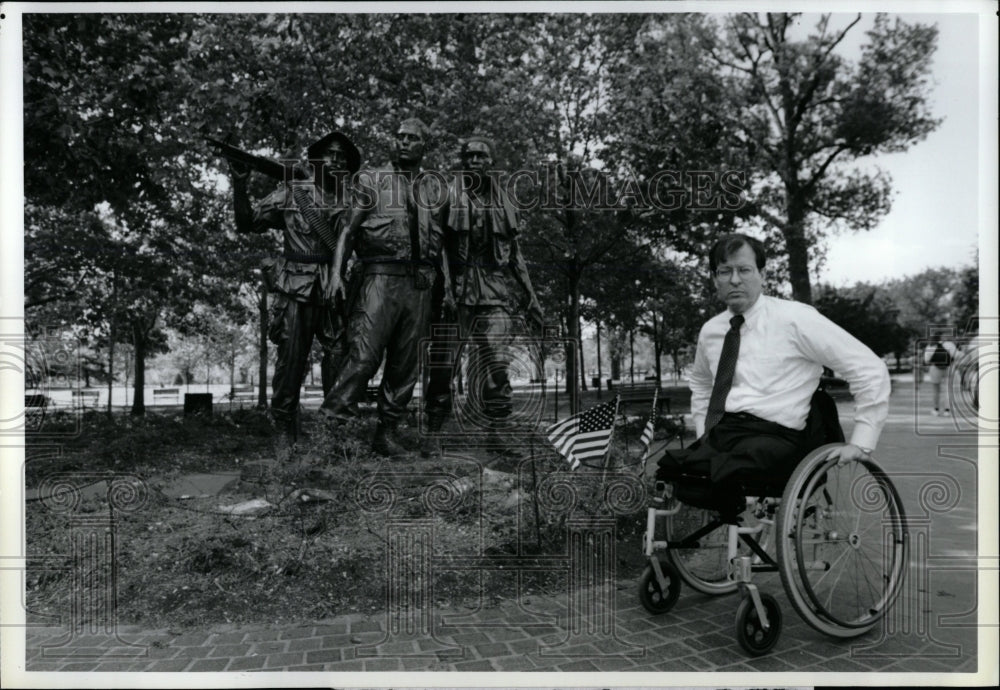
<box><xmin>794</xmin><ymin>455</ymin><xmax>908</xmax><ymax>629</ymax></box>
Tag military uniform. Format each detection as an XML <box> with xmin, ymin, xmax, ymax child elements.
<box><xmin>251</xmin><ymin>181</ymin><xmax>348</xmax><ymax>435</ymax></box>
<box><xmin>320</xmin><ymin>164</ymin><xmax>447</xmax><ymax>427</ymax></box>
<box><xmin>424</xmin><ymin>178</ymin><xmax>537</xmax><ymax>430</ymax></box>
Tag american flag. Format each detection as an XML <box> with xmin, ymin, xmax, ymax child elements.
<box><xmin>638</xmin><ymin>388</ymin><xmax>659</xmax><ymax>459</ymax></box>
<box><xmin>546</xmin><ymin>397</ymin><xmax>619</xmax><ymax>470</ymax></box>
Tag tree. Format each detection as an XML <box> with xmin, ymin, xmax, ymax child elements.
<box><xmin>953</xmin><ymin>255</ymin><xmax>979</xmax><ymax>335</ymax></box>
<box><xmin>716</xmin><ymin>13</ymin><xmax>940</xmax><ymax>302</ymax></box>
<box><xmin>24</xmin><ymin>15</ymin><xmax>269</xmax><ymax>414</ymax></box>
<box><xmin>814</xmin><ymin>283</ymin><xmax>909</xmax><ymax>358</ymax></box>
<box><xmin>883</xmin><ymin>267</ymin><xmax>962</xmax><ymax>339</ymax></box>
<box><xmin>612</xmin><ymin>13</ymin><xmax>941</xmax><ymax>303</ymax></box>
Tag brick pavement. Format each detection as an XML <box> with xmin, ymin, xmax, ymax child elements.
<box><xmin>18</xmin><ymin>568</ymin><xmax>979</xmax><ymax>674</ymax></box>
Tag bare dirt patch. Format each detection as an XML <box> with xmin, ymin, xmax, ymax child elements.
<box><xmin>25</xmin><ymin>406</ymin><xmax>683</xmax><ymax>630</ymax></box>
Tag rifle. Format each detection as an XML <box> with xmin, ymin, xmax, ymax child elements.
<box><xmin>205</xmin><ymin>137</ymin><xmax>305</xmax><ymax>181</ymax></box>
<box><xmin>209</xmin><ymin>137</ymin><xmax>342</xmax><ymax>255</ymax></box>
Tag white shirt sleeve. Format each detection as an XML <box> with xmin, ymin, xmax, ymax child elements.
<box><xmin>793</xmin><ymin>308</ymin><xmax>891</xmax><ymax>450</ymax></box>
<box><xmin>688</xmin><ymin>327</ymin><xmax>714</xmax><ymax>439</ymax></box>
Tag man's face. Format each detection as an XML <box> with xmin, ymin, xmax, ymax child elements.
<box><xmin>461</xmin><ymin>141</ymin><xmax>493</xmax><ymax>174</ymax></box>
<box><xmin>395</xmin><ymin>124</ymin><xmax>426</xmax><ymax>164</ymax></box>
<box><xmin>714</xmin><ymin>243</ymin><xmax>764</xmax><ymax>314</ymax></box>
<box><xmin>313</xmin><ymin>141</ymin><xmax>347</xmax><ymax>175</ymax></box>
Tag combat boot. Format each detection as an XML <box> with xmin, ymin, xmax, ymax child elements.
<box><xmin>419</xmin><ymin>416</ymin><xmax>444</xmax><ymax>459</ymax></box>
<box><xmin>372</xmin><ymin>420</ymin><xmax>408</xmax><ymax>458</ymax></box>
<box><xmin>273</xmin><ymin>428</ymin><xmax>296</xmax><ymax>463</ymax></box>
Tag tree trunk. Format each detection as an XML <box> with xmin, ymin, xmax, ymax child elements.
<box><xmin>577</xmin><ymin>314</ymin><xmax>587</xmax><ymax>393</ymax></box>
<box><xmin>610</xmin><ymin>328</ymin><xmax>621</xmax><ymax>381</ymax></box>
<box><xmin>595</xmin><ymin>320</ymin><xmax>603</xmax><ymax>395</ymax></box>
<box><xmin>130</xmin><ymin>323</ymin><xmax>146</xmax><ymax>417</ymax></box>
<box><xmin>567</xmin><ymin>273</ymin><xmax>581</xmax><ymax>413</ymax></box>
<box><xmin>629</xmin><ymin>328</ymin><xmax>635</xmax><ymax>384</ymax></box>
<box><xmin>257</xmin><ymin>280</ymin><xmax>269</xmax><ymax>409</ymax></box>
<box><xmin>783</xmin><ymin>199</ymin><xmax>813</xmax><ymax>304</ymax></box>
<box><xmin>229</xmin><ymin>340</ymin><xmax>236</xmax><ymax>398</ymax></box>
<box><xmin>107</xmin><ymin>273</ymin><xmax>117</xmax><ymax>417</ymax></box>
<box><xmin>107</xmin><ymin>323</ymin><xmax>115</xmax><ymax>417</ymax></box>
<box><xmin>652</xmin><ymin>312</ymin><xmax>662</xmax><ymax>383</ymax></box>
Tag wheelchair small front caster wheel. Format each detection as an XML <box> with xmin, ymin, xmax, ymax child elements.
<box><xmin>638</xmin><ymin>559</ymin><xmax>681</xmax><ymax>614</ymax></box>
<box><xmin>735</xmin><ymin>592</ymin><xmax>782</xmax><ymax>655</ymax></box>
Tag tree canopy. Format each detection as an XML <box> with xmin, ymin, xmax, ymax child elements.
<box><xmin>21</xmin><ymin>12</ymin><xmax>946</xmax><ymax>409</ymax></box>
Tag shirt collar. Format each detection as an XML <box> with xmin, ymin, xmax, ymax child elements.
<box><xmin>728</xmin><ymin>293</ymin><xmax>766</xmax><ymax>330</ymax></box>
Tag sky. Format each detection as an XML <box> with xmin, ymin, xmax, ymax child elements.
<box><xmin>812</xmin><ymin>11</ymin><xmax>982</xmax><ymax>286</ymax></box>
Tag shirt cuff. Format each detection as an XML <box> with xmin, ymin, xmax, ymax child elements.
<box><xmin>848</xmin><ymin>422</ymin><xmax>880</xmax><ymax>452</ymax></box>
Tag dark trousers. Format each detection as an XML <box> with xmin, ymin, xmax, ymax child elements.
<box><xmin>269</xmin><ymin>295</ymin><xmax>343</xmax><ymax>431</ymax></box>
<box><xmin>321</xmin><ymin>272</ymin><xmax>432</xmax><ymax>423</ymax></box>
<box><xmin>425</xmin><ymin>305</ymin><xmax>515</xmax><ymax>428</ymax></box>
<box><xmin>656</xmin><ymin>412</ymin><xmax>812</xmax><ymax>485</ymax></box>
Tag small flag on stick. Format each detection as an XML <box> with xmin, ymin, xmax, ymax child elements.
<box><xmin>638</xmin><ymin>388</ymin><xmax>659</xmax><ymax>460</ymax></box>
<box><xmin>546</xmin><ymin>396</ymin><xmax>619</xmax><ymax>470</ymax></box>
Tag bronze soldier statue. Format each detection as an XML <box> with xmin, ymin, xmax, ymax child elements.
<box><xmin>230</xmin><ymin>131</ymin><xmax>361</xmax><ymax>460</ymax></box>
<box><xmin>422</xmin><ymin>135</ymin><xmax>543</xmax><ymax>457</ymax></box>
<box><xmin>320</xmin><ymin>118</ymin><xmax>453</xmax><ymax>457</ymax></box>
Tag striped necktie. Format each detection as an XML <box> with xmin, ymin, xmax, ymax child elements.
<box><xmin>705</xmin><ymin>314</ymin><xmax>745</xmax><ymax>432</ymax></box>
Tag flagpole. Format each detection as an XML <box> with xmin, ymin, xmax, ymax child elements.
<box><xmin>600</xmin><ymin>395</ymin><xmax>621</xmax><ymax>488</ymax></box>
<box><xmin>530</xmin><ymin>439</ymin><xmax>542</xmax><ymax>553</ymax></box>
<box><xmin>639</xmin><ymin>388</ymin><xmax>659</xmax><ymax>478</ymax></box>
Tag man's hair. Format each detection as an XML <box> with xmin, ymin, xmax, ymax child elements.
<box><xmin>461</xmin><ymin>134</ymin><xmax>494</xmax><ymax>157</ymax></box>
<box><xmin>708</xmin><ymin>233</ymin><xmax>766</xmax><ymax>273</ymax></box>
<box><xmin>398</xmin><ymin>117</ymin><xmax>430</xmax><ymax>139</ymax></box>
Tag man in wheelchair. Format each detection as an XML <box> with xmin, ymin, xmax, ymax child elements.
<box><xmin>656</xmin><ymin>233</ymin><xmax>891</xmax><ymax>509</ymax></box>
<box><xmin>642</xmin><ymin>234</ymin><xmax>901</xmax><ymax>655</ymax></box>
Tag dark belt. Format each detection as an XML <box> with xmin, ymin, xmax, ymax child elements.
<box><xmin>725</xmin><ymin>411</ymin><xmax>767</xmax><ymax>422</ymax></box>
<box><xmin>283</xmin><ymin>251</ymin><xmax>333</xmax><ymax>264</ymax></box>
<box><xmin>362</xmin><ymin>260</ymin><xmax>436</xmax><ymax>289</ymax></box>
<box><xmin>723</xmin><ymin>410</ymin><xmax>804</xmax><ymax>435</ymax></box>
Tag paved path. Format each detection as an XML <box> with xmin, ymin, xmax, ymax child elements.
<box><xmin>15</xmin><ymin>378</ymin><xmax>993</xmax><ymax>677</ymax></box>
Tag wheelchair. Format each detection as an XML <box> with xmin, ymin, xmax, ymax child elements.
<box><xmin>639</xmin><ymin>441</ymin><xmax>909</xmax><ymax>655</ymax></box>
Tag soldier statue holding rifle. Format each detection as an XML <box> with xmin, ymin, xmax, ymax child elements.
<box><xmin>226</xmin><ymin>131</ymin><xmax>362</xmax><ymax>460</ymax></box>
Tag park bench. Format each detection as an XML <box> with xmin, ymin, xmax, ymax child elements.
<box><xmin>71</xmin><ymin>390</ymin><xmax>100</xmax><ymax>407</ymax></box>
<box><xmin>25</xmin><ymin>394</ymin><xmax>49</xmax><ymax>409</ymax></box>
<box><xmin>607</xmin><ymin>381</ymin><xmax>690</xmax><ymax>452</ymax></box>
<box><xmin>153</xmin><ymin>388</ymin><xmax>180</xmax><ymax>405</ymax></box>
<box><xmin>608</xmin><ymin>381</ymin><xmax>669</xmax><ymax>415</ymax></box>
<box><xmin>226</xmin><ymin>385</ymin><xmax>257</xmax><ymax>403</ymax></box>
<box><xmin>302</xmin><ymin>384</ymin><xmax>324</xmax><ymax>398</ymax></box>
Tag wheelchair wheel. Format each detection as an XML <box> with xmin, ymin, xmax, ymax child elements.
<box><xmin>776</xmin><ymin>444</ymin><xmax>908</xmax><ymax>638</ymax></box>
<box><xmin>665</xmin><ymin>501</ymin><xmax>771</xmax><ymax>595</ymax></box>
<box><xmin>638</xmin><ymin>559</ymin><xmax>681</xmax><ymax>614</ymax></box>
<box><xmin>735</xmin><ymin>592</ymin><xmax>782</xmax><ymax>655</ymax></box>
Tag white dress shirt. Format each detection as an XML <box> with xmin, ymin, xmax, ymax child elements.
<box><xmin>688</xmin><ymin>294</ymin><xmax>891</xmax><ymax>450</ymax></box>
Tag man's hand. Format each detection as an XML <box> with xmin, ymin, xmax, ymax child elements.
<box><xmin>229</xmin><ymin>160</ymin><xmax>251</xmax><ymax>185</ymax></box>
<box><xmin>324</xmin><ymin>274</ymin><xmax>346</xmax><ymax>305</ymax></box>
<box><xmin>442</xmin><ymin>291</ymin><xmax>457</xmax><ymax>317</ymax></box>
<box><xmin>832</xmin><ymin>443</ymin><xmax>872</xmax><ymax>465</ymax></box>
<box><xmin>527</xmin><ymin>298</ymin><xmax>544</xmax><ymax>330</ymax></box>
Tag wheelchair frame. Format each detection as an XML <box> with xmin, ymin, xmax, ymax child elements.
<box><xmin>639</xmin><ymin>443</ymin><xmax>909</xmax><ymax>655</ymax></box>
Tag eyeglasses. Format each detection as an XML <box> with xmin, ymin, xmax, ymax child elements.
<box><xmin>715</xmin><ymin>266</ymin><xmax>757</xmax><ymax>279</ymax></box>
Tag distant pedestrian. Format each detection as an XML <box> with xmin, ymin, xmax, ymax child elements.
<box><xmin>923</xmin><ymin>338</ymin><xmax>958</xmax><ymax>416</ymax></box>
